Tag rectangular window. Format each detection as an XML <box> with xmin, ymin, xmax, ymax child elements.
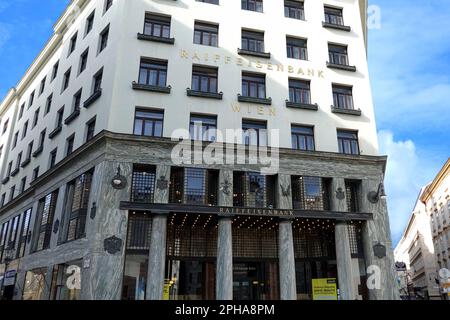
<box><xmin>38</xmin><ymin>129</ymin><xmax>46</xmax><ymax>150</ymax></box>
<box><xmin>191</xmin><ymin>65</ymin><xmax>218</xmax><ymax>93</ymax></box>
<box><xmin>8</xmin><ymin>215</ymin><xmax>20</xmax><ymax>257</ymax></box>
<box><xmin>194</xmin><ymin>22</ymin><xmax>218</xmax><ymax>47</ymax></box>
<box><xmin>291</xmin><ymin>125</ymin><xmax>315</xmax><ymax>151</ymax></box>
<box><xmin>241</xmin><ymin>29</ymin><xmax>264</xmax><ymax>53</ymax></box>
<box><xmin>92</xmin><ymin>68</ymin><xmax>103</xmax><ymax>93</ymax></box>
<box><xmin>34</xmin><ymin>191</ymin><xmax>59</xmax><ymax>252</ymax></box>
<box><xmin>79</xmin><ymin>48</ymin><xmax>89</xmax><ymax>74</ymax></box>
<box><xmin>19</xmin><ymin>103</ymin><xmax>25</xmax><ymax>120</ymax></box>
<box><xmin>138</xmin><ymin>58</ymin><xmax>167</xmax><ymax>87</ymax></box>
<box><xmin>45</xmin><ymin>94</ymin><xmax>53</xmax><ymax>114</ymax></box>
<box><xmin>56</xmin><ymin>107</ymin><xmax>65</xmax><ymax>128</ymax></box>
<box><xmin>0</xmin><ymin>221</ymin><xmax>10</xmax><ymax>262</ymax></box>
<box><xmin>345</xmin><ymin>180</ymin><xmax>360</xmax><ymax>213</ymax></box>
<box><xmin>22</xmin><ymin>121</ymin><xmax>29</xmax><ymax>139</ymax></box>
<box><xmin>329</xmin><ymin>44</ymin><xmax>349</xmax><ymax>65</ymax></box>
<box><xmin>39</xmin><ymin>77</ymin><xmax>46</xmax><ymax>95</ymax></box>
<box><xmin>9</xmin><ymin>185</ymin><xmax>15</xmax><ymax>201</ymax></box>
<box><xmin>61</xmin><ymin>171</ymin><xmax>93</xmax><ymax>242</ymax></box>
<box><xmin>85</xmin><ymin>10</ymin><xmax>95</xmax><ymax>35</ymax></box>
<box><xmin>49</xmin><ymin>148</ymin><xmax>58</xmax><ymax>169</ymax></box>
<box><xmin>32</xmin><ymin>167</ymin><xmax>40</xmax><ymax>181</ymax></box>
<box><xmin>337</xmin><ymin>130</ymin><xmax>359</xmax><ymax>155</ymax></box>
<box><xmin>242</xmin><ymin>119</ymin><xmax>267</xmax><ymax>146</ymax></box>
<box><xmin>144</xmin><ymin>13</ymin><xmax>171</xmax><ymax>38</ymax></box>
<box><xmin>292</xmin><ymin>176</ymin><xmax>331</xmax><ymax>210</ymax></box>
<box><xmin>32</xmin><ymin>108</ymin><xmax>40</xmax><ymax>128</ymax></box>
<box><xmin>68</xmin><ymin>32</ymin><xmax>78</xmax><ymax>56</ymax></box>
<box><xmin>66</xmin><ymin>134</ymin><xmax>75</xmax><ymax>157</ymax></box>
<box><xmin>12</xmin><ymin>131</ymin><xmax>19</xmax><ymax>149</ymax></box>
<box><xmin>134</xmin><ymin>109</ymin><xmax>164</xmax><ymax>137</ymax></box>
<box><xmin>73</xmin><ymin>89</ymin><xmax>82</xmax><ymax>111</ymax></box>
<box><xmin>6</xmin><ymin>161</ymin><xmax>12</xmax><ymax>176</ymax></box>
<box><xmin>17</xmin><ymin>208</ymin><xmax>32</xmax><ymax>258</ymax></box>
<box><xmin>189</xmin><ymin>114</ymin><xmax>217</xmax><ymax>142</ymax></box>
<box><xmin>284</xmin><ymin>0</ymin><xmax>304</xmax><ymax>20</ymax></box>
<box><xmin>51</xmin><ymin>61</ymin><xmax>59</xmax><ymax>81</ymax></box>
<box><xmin>20</xmin><ymin>176</ymin><xmax>26</xmax><ymax>193</ymax></box>
<box><xmin>99</xmin><ymin>25</ymin><xmax>109</xmax><ymax>53</ymax></box>
<box><xmin>50</xmin><ymin>261</ymin><xmax>82</xmax><ymax>300</ymax></box>
<box><xmin>2</xmin><ymin>119</ymin><xmax>8</xmax><ymax>134</ymax></box>
<box><xmin>233</xmin><ymin>172</ymin><xmax>276</xmax><ymax>208</ymax></box>
<box><xmin>28</xmin><ymin>91</ymin><xmax>35</xmax><ymax>109</ymax></box>
<box><xmin>332</xmin><ymin>84</ymin><xmax>354</xmax><ymax>110</ymax></box>
<box><xmin>62</xmin><ymin>68</ymin><xmax>71</xmax><ymax>92</ymax></box>
<box><xmin>289</xmin><ymin>79</ymin><xmax>311</xmax><ymax>104</ymax></box>
<box><xmin>242</xmin><ymin>0</ymin><xmax>263</xmax><ymax>12</ymax></box>
<box><xmin>242</xmin><ymin>72</ymin><xmax>266</xmax><ymax>98</ymax></box>
<box><xmin>15</xmin><ymin>152</ymin><xmax>22</xmax><ymax>170</ymax></box>
<box><xmin>26</xmin><ymin>141</ymin><xmax>33</xmax><ymax>161</ymax></box>
<box><xmin>104</xmin><ymin>0</ymin><xmax>113</xmax><ymax>13</ymax></box>
<box><xmin>287</xmin><ymin>37</ymin><xmax>307</xmax><ymax>60</ymax></box>
<box><xmin>86</xmin><ymin>117</ymin><xmax>96</xmax><ymax>142</ymax></box>
<box><xmin>22</xmin><ymin>268</ymin><xmax>48</xmax><ymax>300</ymax></box>
<box><xmin>325</xmin><ymin>6</ymin><xmax>344</xmax><ymax>26</ymax></box>
<box><xmin>131</xmin><ymin>165</ymin><xmax>156</xmax><ymax>203</ymax></box>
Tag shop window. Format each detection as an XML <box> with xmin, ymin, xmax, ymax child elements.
<box><xmin>22</xmin><ymin>268</ymin><xmax>48</xmax><ymax>300</ymax></box>
<box><xmin>50</xmin><ymin>260</ymin><xmax>82</xmax><ymax>300</ymax></box>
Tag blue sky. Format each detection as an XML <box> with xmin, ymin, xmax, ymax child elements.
<box><xmin>0</xmin><ymin>0</ymin><xmax>448</xmax><ymax>245</ymax></box>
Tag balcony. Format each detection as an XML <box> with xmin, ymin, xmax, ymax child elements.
<box><xmin>137</xmin><ymin>33</ymin><xmax>175</xmax><ymax>44</ymax></box>
<box><xmin>331</xmin><ymin>105</ymin><xmax>362</xmax><ymax>116</ymax></box>
<box><xmin>32</xmin><ymin>145</ymin><xmax>43</xmax><ymax>158</ymax></box>
<box><xmin>322</xmin><ymin>17</ymin><xmax>351</xmax><ymax>32</ymax></box>
<box><xmin>186</xmin><ymin>89</ymin><xmax>223</xmax><ymax>100</ymax></box>
<box><xmin>132</xmin><ymin>81</ymin><xmax>171</xmax><ymax>94</ymax></box>
<box><xmin>20</xmin><ymin>158</ymin><xmax>31</xmax><ymax>168</ymax></box>
<box><xmin>48</xmin><ymin>125</ymin><xmax>62</xmax><ymax>139</ymax></box>
<box><xmin>64</xmin><ymin>108</ymin><xmax>80</xmax><ymax>125</ymax></box>
<box><xmin>1</xmin><ymin>176</ymin><xmax>10</xmax><ymax>185</ymax></box>
<box><xmin>237</xmin><ymin>48</ymin><xmax>271</xmax><ymax>59</ymax></box>
<box><xmin>237</xmin><ymin>94</ymin><xmax>272</xmax><ymax>105</ymax></box>
<box><xmin>286</xmin><ymin>100</ymin><xmax>318</xmax><ymax>111</ymax></box>
<box><xmin>83</xmin><ymin>89</ymin><xmax>102</xmax><ymax>108</ymax></box>
<box><xmin>10</xmin><ymin>167</ymin><xmax>19</xmax><ymax>177</ymax></box>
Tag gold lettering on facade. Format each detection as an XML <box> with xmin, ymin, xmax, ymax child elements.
<box><xmin>214</xmin><ymin>54</ymin><xmax>221</xmax><ymax>63</ymax></box>
<box><xmin>297</xmin><ymin>68</ymin><xmax>305</xmax><ymax>75</ymax></box>
<box><xmin>231</xmin><ymin>103</ymin><xmax>241</xmax><ymax>112</ymax></box>
<box><xmin>192</xmin><ymin>52</ymin><xmax>201</xmax><ymax>61</ymax></box>
<box><xmin>288</xmin><ymin>65</ymin><xmax>294</xmax><ymax>73</ymax></box>
<box><xmin>256</xmin><ymin>61</ymin><xmax>263</xmax><ymax>68</ymax></box>
<box><xmin>277</xmin><ymin>64</ymin><xmax>284</xmax><ymax>72</ymax></box>
<box><xmin>269</xmin><ymin>108</ymin><xmax>276</xmax><ymax>116</ymax></box>
<box><xmin>318</xmin><ymin>70</ymin><xmax>324</xmax><ymax>78</ymax></box>
<box><xmin>180</xmin><ymin>50</ymin><xmax>189</xmax><ymax>59</ymax></box>
<box><xmin>236</xmin><ymin>57</ymin><xmax>243</xmax><ymax>66</ymax></box>
<box><xmin>308</xmin><ymin>69</ymin><xmax>315</xmax><ymax>77</ymax></box>
<box><xmin>225</xmin><ymin>56</ymin><xmax>231</xmax><ymax>64</ymax></box>
<box><xmin>257</xmin><ymin>106</ymin><xmax>264</xmax><ymax>115</ymax></box>
<box><xmin>267</xmin><ymin>63</ymin><xmax>273</xmax><ymax>70</ymax></box>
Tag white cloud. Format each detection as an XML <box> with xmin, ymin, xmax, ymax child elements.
<box><xmin>0</xmin><ymin>23</ymin><xmax>11</xmax><ymax>51</ymax></box>
<box><xmin>378</xmin><ymin>130</ymin><xmax>440</xmax><ymax>244</ymax></box>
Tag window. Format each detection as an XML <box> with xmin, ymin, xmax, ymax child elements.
<box><xmin>12</xmin><ymin>131</ymin><xmax>19</xmax><ymax>149</ymax></box>
<box><xmin>2</xmin><ymin>119</ymin><xmax>8</xmax><ymax>134</ymax></box>
<box><xmin>241</xmin><ymin>30</ymin><xmax>264</xmax><ymax>53</ymax></box>
<box><xmin>20</xmin><ymin>176</ymin><xmax>27</xmax><ymax>193</ymax></box>
<box><xmin>242</xmin><ymin>119</ymin><xmax>267</xmax><ymax>146</ymax></box>
<box><xmin>0</xmin><ymin>194</ymin><xmax>5</xmax><ymax>206</ymax></box>
<box><xmin>56</xmin><ymin>107</ymin><xmax>65</xmax><ymax>129</ymax></box>
<box><xmin>32</xmin><ymin>167</ymin><xmax>40</xmax><ymax>181</ymax></box>
<box><xmin>51</xmin><ymin>61</ymin><xmax>59</xmax><ymax>81</ymax></box>
<box><xmin>134</xmin><ymin>109</ymin><xmax>164</xmax><ymax>137</ymax></box>
<box><xmin>85</xmin><ymin>11</ymin><xmax>95</xmax><ymax>35</ymax></box>
<box><xmin>284</xmin><ymin>0</ymin><xmax>304</xmax><ymax>20</ymax></box>
<box><xmin>144</xmin><ymin>13</ymin><xmax>171</xmax><ymax>38</ymax></box>
<box><xmin>92</xmin><ymin>68</ymin><xmax>103</xmax><ymax>93</ymax></box>
<box><xmin>289</xmin><ymin>79</ymin><xmax>311</xmax><ymax>104</ymax></box>
<box><xmin>73</xmin><ymin>89</ymin><xmax>82</xmax><ymax>111</ymax></box>
<box><xmin>22</xmin><ymin>120</ymin><xmax>29</xmax><ymax>139</ymax></box>
<box><xmin>104</xmin><ymin>0</ymin><xmax>113</xmax><ymax>13</ymax></box>
<box><xmin>39</xmin><ymin>78</ymin><xmax>46</xmax><ymax>96</ymax></box>
<box><xmin>61</xmin><ymin>171</ymin><xmax>93</xmax><ymax>242</ymax></box>
<box><xmin>28</xmin><ymin>91</ymin><xmax>35</xmax><ymax>108</ymax></box>
<box><xmin>170</xmin><ymin>167</ymin><xmax>218</xmax><ymax>205</ymax></box>
<box><xmin>37</xmin><ymin>129</ymin><xmax>46</xmax><ymax>150</ymax></box>
<box><xmin>99</xmin><ymin>25</ymin><xmax>109</xmax><ymax>53</ymax></box>
<box><xmin>85</xmin><ymin>117</ymin><xmax>96</xmax><ymax>142</ymax></box>
<box><xmin>329</xmin><ymin>44</ymin><xmax>349</xmax><ymax>65</ymax></box>
<box><xmin>291</xmin><ymin>125</ymin><xmax>315</xmax><ymax>151</ymax></box>
<box><xmin>194</xmin><ymin>22</ymin><xmax>218</xmax><ymax>47</ymax></box>
<box><xmin>79</xmin><ymin>48</ymin><xmax>89</xmax><ymax>74</ymax></box>
<box><xmin>26</xmin><ymin>141</ymin><xmax>33</xmax><ymax>161</ymax></box>
<box><xmin>337</xmin><ymin>130</ymin><xmax>359</xmax><ymax>155</ymax></box>
<box><xmin>49</xmin><ymin>148</ymin><xmax>57</xmax><ymax>169</ymax></box>
<box><xmin>287</xmin><ymin>37</ymin><xmax>307</xmax><ymax>60</ymax></box>
<box><xmin>131</xmin><ymin>164</ymin><xmax>156</xmax><ymax>203</ymax></box>
<box><xmin>196</xmin><ymin>0</ymin><xmax>219</xmax><ymax>4</ymax></box>
<box><xmin>345</xmin><ymin>180</ymin><xmax>360</xmax><ymax>212</ymax></box>
<box><xmin>17</xmin><ymin>208</ymin><xmax>32</xmax><ymax>258</ymax></box>
<box><xmin>32</xmin><ymin>108</ymin><xmax>40</xmax><ymax>128</ymax></box>
<box><xmin>19</xmin><ymin>103</ymin><xmax>25</xmax><ymax>120</ymax></box>
<box><xmin>242</xmin><ymin>0</ymin><xmax>263</xmax><ymax>12</ymax></box>
<box><xmin>22</xmin><ymin>268</ymin><xmax>48</xmax><ymax>300</ymax></box>
<box><xmin>190</xmin><ymin>114</ymin><xmax>217</xmax><ymax>142</ymax></box>
<box><xmin>62</xmin><ymin>68</ymin><xmax>71</xmax><ymax>92</ymax></box>
<box><xmin>233</xmin><ymin>172</ymin><xmax>276</xmax><ymax>208</ymax></box>
<box><xmin>191</xmin><ymin>65</ymin><xmax>218</xmax><ymax>93</ymax></box>
<box><xmin>242</xmin><ymin>72</ymin><xmax>266</xmax><ymax>98</ymax></box>
<box><xmin>6</xmin><ymin>161</ymin><xmax>12</xmax><ymax>177</ymax></box>
<box><xmin>68</xmin><ymin>32</ymin><xmax>78</xmax><ymax>56</ymax></box>
<box><xmin>50</xmin><ymin>261</ymin><xmax>83</xmax><ymax>300</ymax></box>
<box><xmin>0</xmin><ymin>221</ymin><xmax>10</xmax><ymax>262</ymax></box>
<box><xmin>66</xmin><ymin>134</ymin><xmax>75</xmax><ymax>156</ymax></box>
<box><xmin>15</xmin><ymin>152</ymin><xmax>22</xmax><ymax>170</ymax></box>
<box><xmin>292</xmin><ymin>176</ymin><xmax>330</xmax><ymax>210</ymax></box>
<box><xmin>34</xmin><ymin>191</ymin><xmax>59</xmax><ymax>252</ymax></box>
<box><xmin>8</xmin><ymin>215</ymin><xmax>20</xmax><ymax>257</ymax></box>
<box><xmin>45</xmin><ymin>94</ymin><xmax>53</xmax><ymax>114</ymax></box>
<box><xmin>332</xmin><ymin>85</ymin><xmax>354</xmax><ymax>110</ymax></box>
<box><xmin>138</xmin><ymin>58</ymin><xmax>167</xmax><ymax>87</ymax></box>
<box><xmin>9</xmin><ymin>185</ymin><xmax>15</xmax><ymax>201</ymax></box>
<box><xmin>325</xmin><ymin>6</ymin><xmax>344</xmax><ymax>26</ymax></box>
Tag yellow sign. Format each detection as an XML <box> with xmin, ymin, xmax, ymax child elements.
<box><xmin>312</xmin><ymin>278</ymin><xmax>338</xmax><ymax>301</ymax></box>
<box><xmin>163</xmin><ymin>282</ymin><xmax>171</xmax><ymax>300</ymax></box>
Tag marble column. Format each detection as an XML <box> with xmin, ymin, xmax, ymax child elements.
<box><xmin>331</xmin><ymin>177</ymin><xmax>357</xmax><ymax>300</ymax></box>
<box><xmin>146</xmin><ymin>164</ymin><xmax>171</xmax><ymax>300</ymax></box>
<box><xmin>360</xmin><ymin>178</ymin><xmax>399</xmax><ymax>300</ymax></box>
<box><xmin>216</xmin><ymin>169</ymin><xmax>233</xmax><ymax>300</ymax></box>
<box><xmin>146</xmin><ymin>214</ymin><xmax>168</xmax><ymax>300</ymax></box>
<box><xmin>277</xmin><ymin>174</ymin><xmax>297</xmax><ymax>300</ymax></box>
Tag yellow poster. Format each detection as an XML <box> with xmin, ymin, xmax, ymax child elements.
<box><xmin>312</xmin><ymin>278</ymin><xmax>338</xmax><ymax>301</ymax></box>
<box><xmin>163</xmin><ymin>282</ymin><xmax>171</xmax><ymax>300</ymax></box>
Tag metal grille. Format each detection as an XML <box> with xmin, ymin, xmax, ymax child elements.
<box><xmin>292</xmin><ymin>176</ymin><xmax>330</xmax><ymax>211</ymax></box>
<box><xmin>292</xmin><ymin>219</ymin><xmax>336</xmax><ymax>259</ymax></box>
<box><xmin>233</xmin><ymin>172</ymin><xmax>276</xmax><ymax>208</ymax></box>
<box><xmin>348</xmin><ymin>222</ymin><xmax>364</xmax><ymax>258</ymax></box>
<box><xmin>131</xmin><ymin>165</ymin><xmax>156</xmax><ymax>203</ymax></box>
<box><xmin>126</xmin><ymin>212</ymin><xmax>152</xmax><ymax>251</ymax></box>
<box><xmin>35</xmin><ymin>191</ymin><xmax>58</xmax><ymax>252</ymax></box>
<box><xmin>345</xmin><ymin>181</ymin><xmax>360</xmax><ymax>213</ymax></box>
<box><xmin>166</xmin><ymin>214</ymin><xmax>218</xmax><ymax>258</ymax></box>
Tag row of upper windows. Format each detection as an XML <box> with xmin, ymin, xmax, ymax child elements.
<box><xmin>135</xmin><ymin>59</ymin><xmax>360</xmax><ymax>113</ymax></box>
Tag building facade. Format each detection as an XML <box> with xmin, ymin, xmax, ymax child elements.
<box><xmin>0</xmin><ymin>0</ymin><xmax>398</xmax><ymax>300</ymax></box>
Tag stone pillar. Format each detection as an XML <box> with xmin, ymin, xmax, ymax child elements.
<box><xmin>360</xmin><ymin>178</ymin><xmax>399</xmax><ymax>300</ymax></box>
<box><xmin>331</xmin><ymin>177</ymin><xmax>357</xmax><ymax>300</ymax></box>
<box><xmin>277</xmin><ymin>174</ymin><xmax>297</xmax><ymax>300</ymax></box>
<box><xmin>216</xmin><ymin>169</ymin><xmax>233</xmax><ymax>300</ymax></box>
<box><xmin>146</xmin><ymin>164</ymin><xmax>171</xmax><ymax>300</ymax></box>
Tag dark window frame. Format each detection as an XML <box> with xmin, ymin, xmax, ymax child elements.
<box><xmin>133</xmin><ymin>109</ymin><xmax>164</xmax><ymax>137</ymax></box>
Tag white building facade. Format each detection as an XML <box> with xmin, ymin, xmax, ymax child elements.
<box><xmin>0</xmin><ymin>0</ymin><xmax>398</xmax><ymax>300</ymax></box>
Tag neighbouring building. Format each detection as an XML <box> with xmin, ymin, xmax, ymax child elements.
<box><xmin>0</xmin><ymin>0</ymin><xmax>398</xmax><ymax>300</ymax></box>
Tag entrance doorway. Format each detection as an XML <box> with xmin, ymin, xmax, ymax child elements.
<box><xmin>233</xmin><ymin>261</ymin><xmax>279</xmax><ymax>300</ymax></box>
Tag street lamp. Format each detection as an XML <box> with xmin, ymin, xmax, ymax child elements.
<box><xmin>367</xmin><ymin>182</ymin><xmax>387</xmax><ymax>203</ymax></box>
